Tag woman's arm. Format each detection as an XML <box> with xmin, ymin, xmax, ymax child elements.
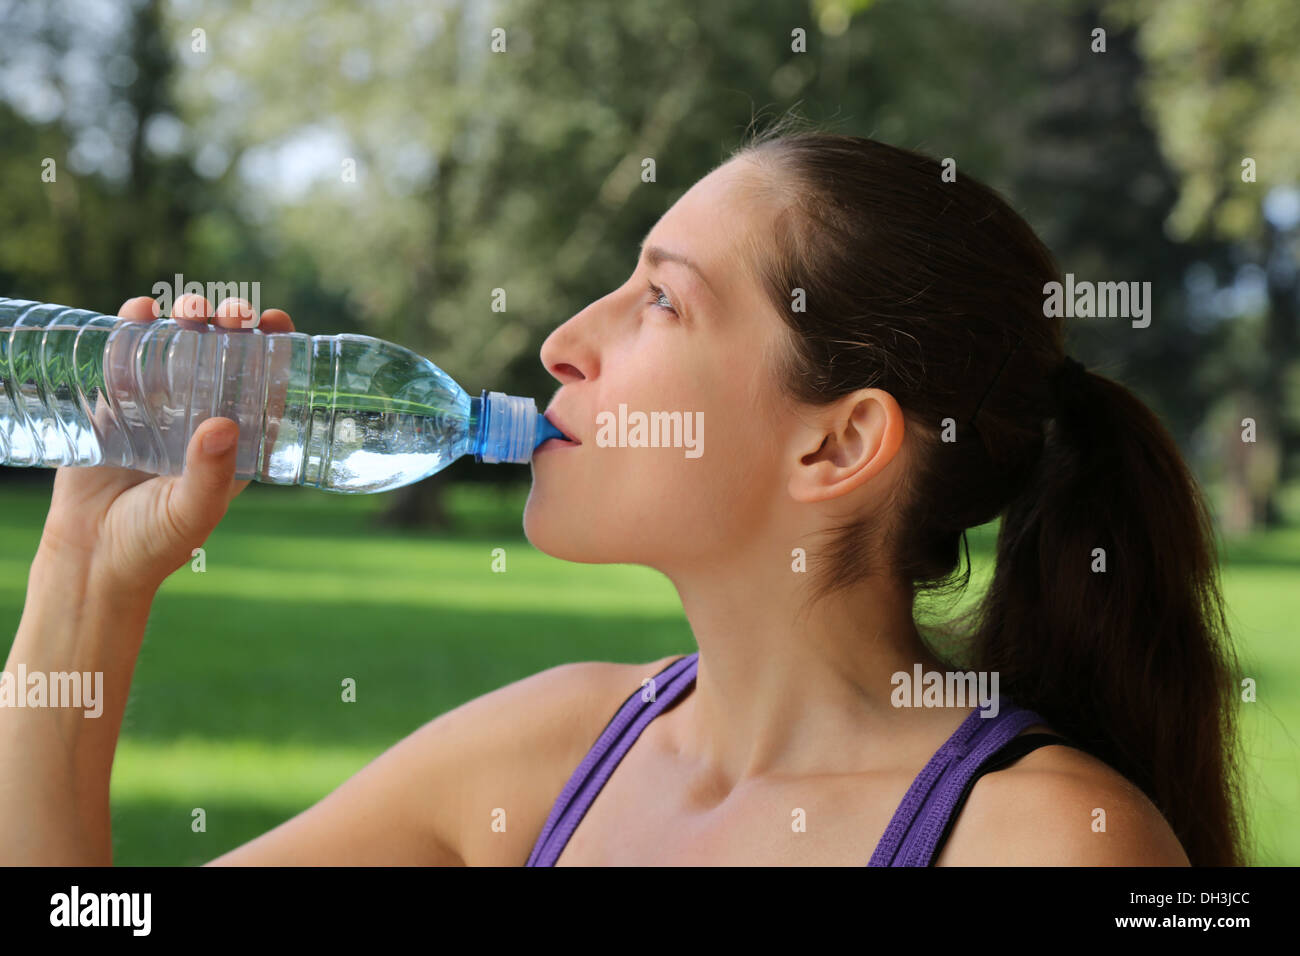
<box><xmin>0</xmin><ymin>548</ymin><xmax>156</xmax><ymax>864</ymax></box>
<box><xmin>0</xmin><ymin>293</ymin><xmax>294</xmax><ymax>865</ymax></box>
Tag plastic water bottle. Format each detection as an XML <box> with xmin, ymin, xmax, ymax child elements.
<box><xmin>0</xmin><ymin>297</ymin><xmax>569</xmax><ymax>493</ymax></box>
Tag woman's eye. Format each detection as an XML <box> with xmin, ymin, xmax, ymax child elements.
<box><xmin>646</xmin><ymin>281</ymin><xmax>677</xmax><ymax>315</ymax></box>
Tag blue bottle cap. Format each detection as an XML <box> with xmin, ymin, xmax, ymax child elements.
<box><xmin>534</xmin><ymin>414</ymin><xmax>565</xmax><ymax>448</ymax></box>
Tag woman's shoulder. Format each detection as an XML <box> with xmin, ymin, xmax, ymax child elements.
<box><xmin>443</xmin><ymin>654</ymin><xmax>680</xmax><ymax>783</ymax></box>
<box><xmin>525</xmin><ymin>654</ymin><xmax>687</xmax><ymax>721</ymax></box>
<box><xmin>446</xmin><ymin>654</ymin><xmax>687</xmax><ymax>865</ymax></box>
<box><xmin>934</xmin><ymin>730</ymin><xmax>1190</xmax><ymax>866</ymax></box>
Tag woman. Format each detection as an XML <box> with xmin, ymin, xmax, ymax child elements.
<box><xmin>1</xmin><ymin>123</ymin><xmax>1245</xmax><ymax>866</ymax></box>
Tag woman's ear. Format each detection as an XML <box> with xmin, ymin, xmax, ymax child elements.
<box><xmin>787</xmin><ymin>388</ymin><xmax>905</xmax><ymax>504</ymax></box>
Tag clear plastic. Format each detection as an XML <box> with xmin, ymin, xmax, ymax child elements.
<box><xmin>0</xmin><ymin>297</ymin><xmax>565</xmax><ymax>493</ymax></box>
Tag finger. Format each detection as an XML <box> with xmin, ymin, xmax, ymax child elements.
<box><xmin>258</xmin><ymin>308</ymin><xmax>295</xmax><ymax>333</ymax></box>
<box><xmin>173</xmin><ymin>294</ymin><xmax>214</xmax><ymax>322</ymax></box>
<box><xmin>165</xmin><ymin>417</ymin><xmax>239</xmax><ymax>542</ymax></box>
<box><xmin>213</xmin><ymin>297</ymin><xmax>259</xmax><ymax>330</ymax></box>
<box><xmin>117</xmin><ymin>297</ymin><xmax>161</xmax><ymax>322</ymax></box>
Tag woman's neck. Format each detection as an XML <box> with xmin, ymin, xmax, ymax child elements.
<box><xmin>661</xmin><ymin>558</ymin><xmax>959</xmax><ymax>802</ymax></box>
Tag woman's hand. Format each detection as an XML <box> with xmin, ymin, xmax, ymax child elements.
<box><xmin>1</xmin><ymin>292</ymin><xmax>298</xmax><ymax>864</ymax></box>
<box><xmin>36</xmin><ymin>293</ymin><xmax>296</xmax><ymax>597</ymax></box>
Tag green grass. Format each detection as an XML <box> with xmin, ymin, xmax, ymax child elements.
<box><xmin>0</xmin><ymin>479</ymin><xmax>1296</xmax><ymax>865</ymax></box>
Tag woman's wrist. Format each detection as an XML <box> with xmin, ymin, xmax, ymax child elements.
<box><xmin>13</xmin><ymin>543</ymin><xmax>158</xmax><ymax>731</ymax></box>
<box><xmin>27</xmin><ymin>539</ymin><xmax>162</xmax><ymax>616</ymax></box>
<box><xmin>14</xmin><ymin>545</ymin><xmax>156</xmax><ymax>695</ymax></box>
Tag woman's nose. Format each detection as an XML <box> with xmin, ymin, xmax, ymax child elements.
<box><xmin>540</xmin><ymin>301</ymin><xmax>607</xmax><ymax>383</ymax></box>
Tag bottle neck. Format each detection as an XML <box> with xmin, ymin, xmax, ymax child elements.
<box><xmin>471</xmin><ymin>390</ymin><xmax>538</xmax><ymax>464</ymax></box>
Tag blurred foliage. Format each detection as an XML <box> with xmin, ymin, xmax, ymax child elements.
<box><xmin>1106</xmin><ymin>0</ymin><xmax>1300</xmax><ymax>240</ymax></box>
<box><xmin>1104</xmin><ymin>0</ymin><xmax>1300</xmax><ymax>529</ymax></box>
<box><xmin>0</xmin><ymin>0</ymin><xmax>1296</xmax><ymax>531</ymax></box>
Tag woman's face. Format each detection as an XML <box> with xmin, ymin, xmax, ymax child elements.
<box><xmin>524</xmin><ymin>159</ymin><xmax>795</xmax><ymax>573</ymax></box>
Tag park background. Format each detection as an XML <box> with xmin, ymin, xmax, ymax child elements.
<box><xmin>1</xmin><ymin>0</ymin><xmax>1297</xmax><ymax>864</ymax></box>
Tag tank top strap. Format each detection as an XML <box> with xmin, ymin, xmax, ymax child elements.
<box><xmin>867</xmin><ymin>701</ymin><xmax>1049</xmax><ymax>867</ymax></box>
<box><xmin>525</xmin><ymin>653</ymin><xmax>698</xmax><ymax>866</ymax></box>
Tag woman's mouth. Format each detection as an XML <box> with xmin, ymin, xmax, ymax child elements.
<box><xmin>540</xmin><ymin>409</ymin><xmax>582</xmax><ymax>449</ymax></box>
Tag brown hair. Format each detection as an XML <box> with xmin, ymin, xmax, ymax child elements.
<box><xmin>730</xmin><ymin>114</ymin><xmax>1247</xmax><ymax>865</ymax></box>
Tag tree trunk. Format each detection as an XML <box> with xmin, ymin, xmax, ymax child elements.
<box><xmin>372</xmin><ymin>480</ymin><xmax>450</xmax><ymax>531</ymax></box>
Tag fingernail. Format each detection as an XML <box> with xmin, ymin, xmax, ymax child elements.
<box><xmin>203</xmin><ymin>427</ymin><xmax>236</xmax><ymax>456</ymax></box>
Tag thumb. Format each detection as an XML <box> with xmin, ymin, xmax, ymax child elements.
<box><xmin>166</xmin><ymin>417</ymin><xmax>240</xmax><ymax>541</ymax></box>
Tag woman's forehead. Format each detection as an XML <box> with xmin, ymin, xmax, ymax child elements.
<box><xmin>650</xmin><ymin>162</ymin><xmax>772</xmax><ymax>294</ymax></box>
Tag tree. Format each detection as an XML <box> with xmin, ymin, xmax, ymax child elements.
<box><xmin>1106</xmin><ymin>0</ymin><xmax>1300</xmax><ymax>528</ymax></box>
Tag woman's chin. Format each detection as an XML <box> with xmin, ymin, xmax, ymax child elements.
<box><xmin>522</xmin><ymin>503</ymin><xmax>623</xmax><ymax>565</ymax></box>
<box><xmin>521</xmin><ymin>498</ymin><xmax>576</xmax><ymax>559</ymax></box>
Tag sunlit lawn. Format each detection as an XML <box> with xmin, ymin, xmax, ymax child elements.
<box><xmin>0</xmin><ymin>478</ymin><xmax>1295</xmax><ymax>865</ymax></box>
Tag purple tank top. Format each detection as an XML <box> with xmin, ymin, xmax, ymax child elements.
<box><xmin>526</xmin><ymin>652</ymin><xmax>1053</xmax><ymax>866</ymax></box>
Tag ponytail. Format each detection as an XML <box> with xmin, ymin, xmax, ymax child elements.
<box><xmin>972</xmin><ymin>365</ymin><xmax>1248</xmax><ymax>865</ymax></box>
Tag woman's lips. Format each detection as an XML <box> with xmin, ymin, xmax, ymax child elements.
<box><xmin>542</xmin><ymin>408</ymin><xmax>581</xmax><ymax>445</ymax></box>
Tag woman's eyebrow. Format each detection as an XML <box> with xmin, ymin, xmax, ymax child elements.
<box><xmin>640</xmin><ymin>242</ymin><xmax>717</xmax><ymax>298</ymax></box>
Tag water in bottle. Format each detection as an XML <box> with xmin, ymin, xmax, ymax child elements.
<box><xmin>0</xmin><ymin>297</ymin><xmax>570</xmax><ymax>493</ymax></box>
